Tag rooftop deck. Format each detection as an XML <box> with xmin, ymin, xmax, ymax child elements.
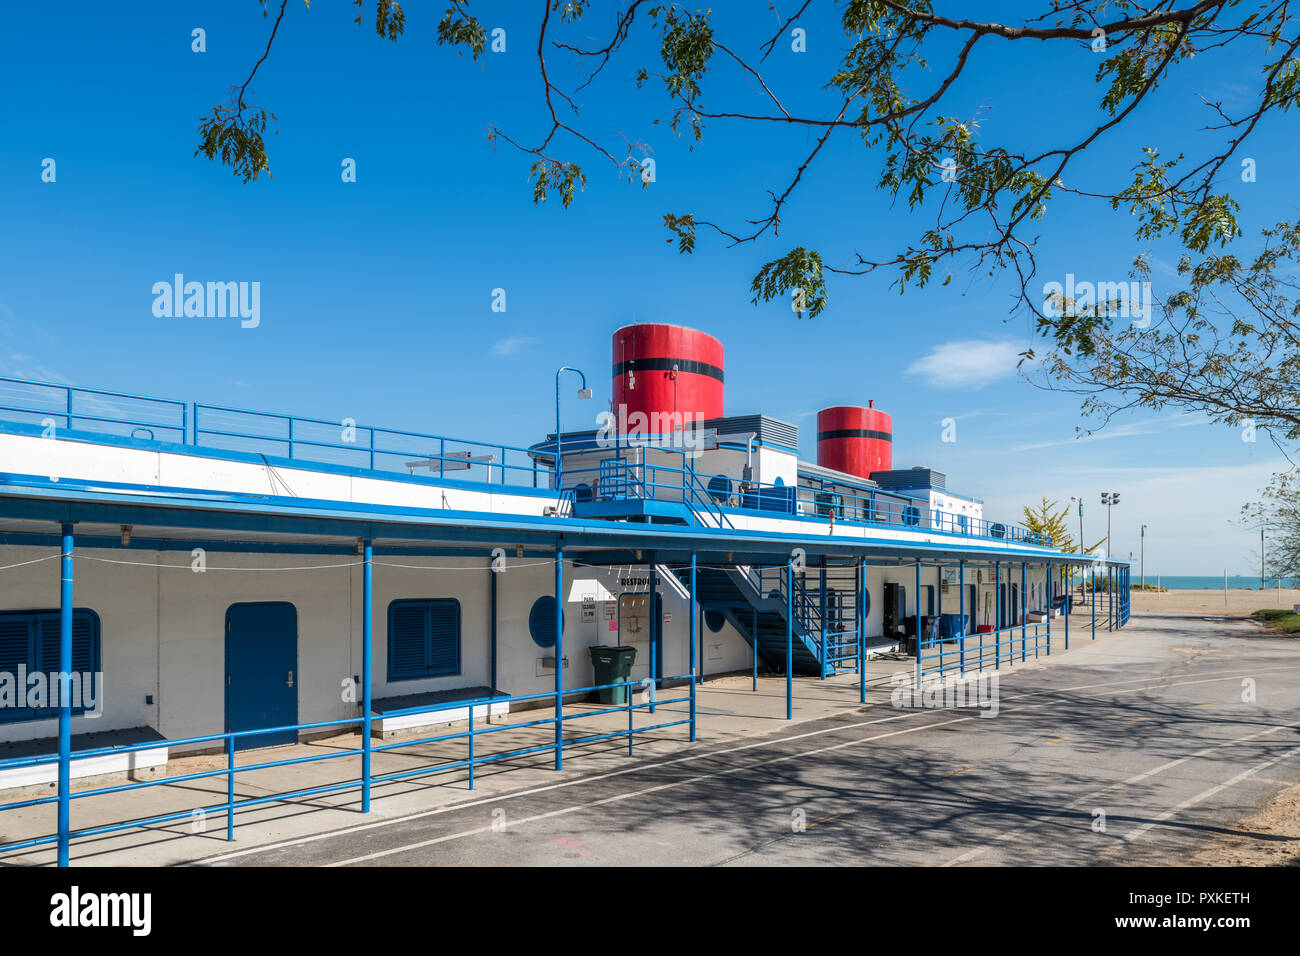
<box><xmin>0</xmin><ymin>376</ymin><xmax>1053</xmax><ymax>548</ymax></box>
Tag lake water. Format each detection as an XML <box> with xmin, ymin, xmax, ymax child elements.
<box><xmin>1143</xmin><ymin>575</ymin><xmax>1297</xmax><ymax>590</ymax></box>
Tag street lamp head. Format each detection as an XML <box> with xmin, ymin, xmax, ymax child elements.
<box><xmin>577</xmin><ymin>388</ymin><xmax>593</xmax><ymax>400</ymax></box>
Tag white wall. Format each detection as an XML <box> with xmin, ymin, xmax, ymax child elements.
<box><xmin>0</xmin><ymin>546</ymin><xmax>761</xmax><ymax>750</ymax></box>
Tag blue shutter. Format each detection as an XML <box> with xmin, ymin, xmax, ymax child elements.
<box><xmin>426</xmin><ymin>601</ymin><xmax>460</xmax><ymax>677</ymax></box>
<box><xmin>529</xmin><ymin>596</ymin><xmax>562</xmax><ymax>648</ymax></box>
<box><xmin>0</xmin><ymin>616</ymin><xmax>34</xmax><ymax>724</ymax></box>
<box><xmin>388</xmin><ymin>599</ymin><xmax>462</xmax><ymax>682</ymax></box>
<box><xmin>388</xmin><ymin>602</ymin><xmax>427</xmax><ymax>681</ymax></box>
<box><xmin>0</xmin><ymin>609</ymin><xmax>99</xmax><ymax>724</ymax></box>
<box><xmin>34</xmin><ymin>611</ymin><xmax>100</xmax><ymax>719</ymax></box>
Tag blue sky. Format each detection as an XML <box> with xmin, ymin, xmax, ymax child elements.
<box><xmin>0</xmin><ymin>2</ymin><xmax>1294</xmax><ymax>575</ymax></box>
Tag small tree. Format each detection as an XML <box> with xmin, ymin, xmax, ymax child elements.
<box><xmin>1022</xmin><ymin>497</ymin><xmax>1076</xmax><ymax>551</ymax></box>
<box><xmin>1023</xmin><ymin>497</ymin><xmax>1109</xmax><ymax>589</ymax></box>
<box><xmin>1241</xmin><ymin>472</ymin><xmax>1300</xmax><ymax>584</ymax></box>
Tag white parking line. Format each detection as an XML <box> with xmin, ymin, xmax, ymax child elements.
<box><xmin>942</xmin><ymin>714</ymin><xmax>1300</xmax><ymax>865</ymax></box>
<box><xmin>326</xmin><ymin>716</ymin><xmax>977</xmax><ymax>866</ymax></box>
<box><xmin>195</xmin><ymin>665</ymin><xmax>1298</xmax><ymax>866</ymax></box>
<box><xmin>1120</xmin><ymin>743</ymin><xmax>1300</xmax><ymax>844</ymax></box>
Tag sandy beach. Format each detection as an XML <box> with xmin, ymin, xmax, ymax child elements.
<box><xmin>1127</xmin><ymin>586</ymin><xmax>1300</xmax><ymax>619</ymax></box>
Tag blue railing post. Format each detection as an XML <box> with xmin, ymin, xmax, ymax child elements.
<box><xmin>362</xmin><ymin>538</ymin><xmax>373</xmax><ymax>812</ymax></box>
<box><xmin>1022</xmin><ymin>561</ymin><xmax>1028</xmax><ymax>661</ymax></box>
<box><xmin>1065</xmin><ymin>564</ymin><xmax>1071</xmax><ymax>649</ymax></box>
<box><xmin>935</xmin><ymin>564</ymin><xmax>946</xmax><ymax>676</ymax></box>
<box><xmin>467</xmin><ymin>700</ymin><xmax>475</xmax><ymax>790</ymax></box>
<box><xmin>994</xmin><ymin>561</ymin><xmax>1001</xmax><ymax>670</ymax></box>
<box><xmin>1046</xmin><ymin>563</ymin><xmax>1053</xmax><ymax>654</ymax></box>
<box><xmin>689</xmin><ymin>551</ymin><xmax>697</xmax><ymax>742</ymax></box>
<box><xmin>751</xmin><ymin>607</ymin><xmax>758</xmax><ymax>692</ymax></box>
<box><xmin>1092</xmin><ymin>563</ymin><xmax>1097</xmax><ymax>639</ymax></box>
<box><xmin>958</xmin><ymin>560</ymin><xmax>966</xmax><ymax>678</ymax></box>
<box><xmin>226</xmin><ymin>735</ymin><xmax>235</xmax><ymax>840</ymax></box>
<box><xmin>648</xmin><ymin>557</ymin><xmax>657</xmax><ymax>715</ymax></box>
<box><xmin>627</xmin><ymin>678</ymin><xmax>635</xmax><ymax>756</ymax></box>
<box><xmin>490</xmin><ymin>563</ymin><xmax>498</xmax><ymax>694</ymax></box>
<box><xmin>57</xmin><ymin>522</ymin><xmax>74</xmax><ymax>867</ymax></box>
<box><xmin>1115</xmin><ymin>565</ymin><xmax>1119</xmax><ymax>630</ymax></box>
<box><xmin>786</xmin><ymin>562</ymin><xmax>794</xmax><ymax>720</ymax></box>
<box><xmin>914</xmin><ymin>559</ymin><xmax>922</xmax><ymax>689</ymax></box>
<box><xmin>859</xmin><ymin>555</ymin><xmax>867</xmax><ymax>704</ymax></box>
<box><xmin>819</xmin><ymin>559</ymin><xmax>827</xmax><ymax>680</ymax></box>
<box><xmin>555</xmin><ymin>546</ymin><xmax>564</xmax><ymax>770</ymax></box>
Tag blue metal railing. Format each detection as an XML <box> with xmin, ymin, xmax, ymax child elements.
<box><xmin>0</xmin><ymin>376</ymin><xmax>188</xmax><ymax>444</ymax></box>
<box><xmin>0</xmin><ymin>676</ymin><xmax>691</xmax><ymax>862</ymax></box>
<box><xmin>0</xmin><ymin>375</ymin><xmax>545</xmax><ymax>488</ymax></box>
<box><xmin>558</xmin><ymin>441</ymin><xmax>1049</xmax><ymax>546</ymax></box>
<box><xmin>918</xmin><ymin>622</ymin><xmax>1052</xmax><ymax>680</ymax></box>
<box><xmin>0</xmin><ymin>372</ymin><xmax>1048</xmax><ymax>546</ymax></box>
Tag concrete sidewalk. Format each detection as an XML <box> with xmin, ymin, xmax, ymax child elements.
<box><xmin>0</xmin><ymin>636</ymin><xmax>1082</xmax><ymax>867</ymax></box>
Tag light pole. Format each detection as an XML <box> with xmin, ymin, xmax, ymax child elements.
<box><xmin>1101</xmin><ymin>492</ymin><xmax>1119</xmax><ymax>611</ymax></box>
<box><xmin>554</xmin><ymin>367</ymin><xmax>593</xmax><ymax>493</ymax></box>
<box><xmin>1100</xmin><ymin>492</ymin><xmax>1120</xmax><ymax>557</ymax></box>
<box><xmin>1140</xmin><ymin>524</ymin><xmax>1147</xmax><ymax>590</ymax></box>
<box><xmin>1070</xmin><ymin>495</ymin><xmax>1085</xmax><ymax>599</ymax></box>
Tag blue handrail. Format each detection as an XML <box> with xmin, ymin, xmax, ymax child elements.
<box><xmin>0</xmin><ymin>373</ymin><xmax>1050</xmax><ymax>546</ymax></box>
<box><xmin>0</xmin><ymin>675</ymin><xmax>693</xmax><ymax>860</ymax></box>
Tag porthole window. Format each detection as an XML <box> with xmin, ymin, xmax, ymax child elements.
<box><xmin>528</xmin><ymin>595</ymin><xmax>564</xmax><ymax>648</ymax></box>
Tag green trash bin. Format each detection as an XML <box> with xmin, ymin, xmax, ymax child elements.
<box><xmin>589</xmin><ymin>645</ymin><xmax>638</xmax><ymax>704</ymax></box>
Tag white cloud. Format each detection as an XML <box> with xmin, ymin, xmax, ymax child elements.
<box><xmin>491</xmin><ymin>335</ymin><xmax>537</xmax><ymax>358</ymax></box>
<box><xmin>1011</xmin><ymin>412</ymin><xmax>1207</xmax><ymax>452</ymax></box>
<box><xmin>905</xmin><ymin>339</ymin><xmax>1024</xmax><ymax>388</ymax></box>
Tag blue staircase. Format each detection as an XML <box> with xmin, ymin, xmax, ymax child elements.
<box><xmin>673</xmin><ymin>565</ymin><xmax>830</xmax><ymax>675</ymax></box>
<box><xmin>569</xmin><ymin>456</ymin><xmax>735</xmax><ymax>529</ymax></box>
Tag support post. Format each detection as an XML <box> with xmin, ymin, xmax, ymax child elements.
<box><xmin>786</xmin><ymin>562</ymin><xmax>794</xmax><ymax>720</ymax></box>
<box><xmin>689</xmin><ymin>551</ymin><xmax>697</xmax><ymax>742</ymax></box>
<box><xmin>648</xmin><ymin>556</ymin><xmax>658</xmax><ymax>713</ymax></box>
<box><xmin>57</xmin><ymin>523</ymin><xmax>73</xmax><ymax>867</ymax></box>
<box><xmin>914</xmin><ymin>559</ymin><xmax>922</xmax><ymax>689</ymax></box>
<box><xmin>362</xmin><ymin>538</ymin><xmax>373</xmax><ymax>812</ymax></box>
<box><xmin>936</xmin><ymin>563</ymin><xmax>943</xmax><ymax>675</ymax></box>
<box><xmin>490</xmin><ymin>560</ymin><xmax>498</xmax><ymax>695</ymax></box>
<box><xmin>859</xmin><ymin>556</ymin><xmax>867</xmax><ymax>703</ymax></box>
<box><xmin>1092</xmin><ymin>563</ymin><xmax>1097</xmax><ymax>639</ymax></box>
<box><xmin>555</xmin><ymin>546</ymin><xmax>564</xmax><ymax>770</ymax></box>
<box><xmin>1021</xmin><ymin>561</ymin><xmax>1028</xmax><ymax>661</ymax></box>
<box><xmin>752</xmin><ymin>607</ymin><xmax>758</xmax><ymax>692</ymax></box>
<box><xmin>1064</xmin><ymin>564</ymin><xmax>1070</xmax><ymax>649</ymax></box>
<box><xmin>994</xmin><ymin>561</ymin><xmax>1001</xmax><ymax>670</ymax></box>
<box><xmin>819</xmin><ymin>559</ymin><xmax>827</xmax><ymax>680</ymax></box>
<box><xmin>1046</xmin><ymin>563</ymin><xmax>1053</xmax><ymax>654</ymax></box>
<box><xmin>958</xmin><ymin>560</ymin><xmax>966</xmax><ymax>678</ymax></box>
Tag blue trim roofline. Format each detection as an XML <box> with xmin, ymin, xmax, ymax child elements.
<box><xmin>0</xmin><ymin>472</ymin><xmax>1084</xmax><ymax>564</ymax></box>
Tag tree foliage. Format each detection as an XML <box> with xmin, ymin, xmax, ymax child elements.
<box><xmin>1241</xmin><ymin>471</ymin><xmax>1300</xmax><ymax>581</ymax></box>
<box><xmin>1022</xmin><ymin>497</ymin><xmax>1077</xmax><ymax>552</ymax></box>
<box><xmin>1033</xmin><ymin>219</ymin><xmax>1300</xmax><ymax>448</ymax></box>
<box><xmin>196</xmin><ymin>1</ymin><xmax>1300</xmax><ymax>350</ymax></box>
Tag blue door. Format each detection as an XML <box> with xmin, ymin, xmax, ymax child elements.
<box><xmin>225</xmin><ymin>602</ymin><xmax>298</xmax><ymax>751</ymax></box>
